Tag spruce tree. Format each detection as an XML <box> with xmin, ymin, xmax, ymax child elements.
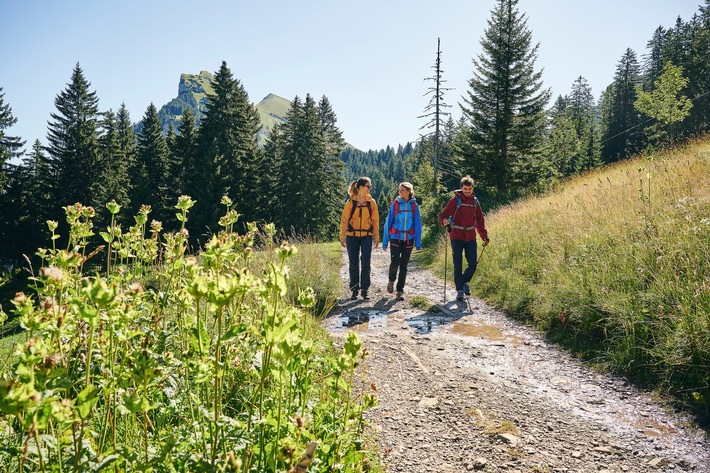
<box><xmin>131</xmin><ymin>103</ymin><xmax>170</xmax><ymax>223</ymax></box>
<box><xmin>546</xmin><ymin>95</ymin><xmax>577</xmax><ymax>177</ymax></box>
<box><xmin>45</xmin><ymin>63</ymin><xmax>101</xmax><ymax>220</ymax></box>
<box><xmin>643</xmin><ymin>26</ymin><xmax>667</xmax><ymax>92</ymax></box>
<box><xmin>0</xmin><ymin>141</ymin><xmax>49</xmax><ymax>265</ymax></box>
<box><xmin>0</xmin><ymin>87</ymin><xmax>24</xmax><ymax>186</ymax></box>
<box><xmin>196</xmin><ymin>61</ymin><xmax>263</xmax><ymax>237</ymax></box>
<box><xmin>568</xmin><ymin>76</ymin><xmax>601</xmax><ymax>171</ymax></box>
<box><xmin>116</xmin><ymin>103</ymin><xmax>137</xmax><ymax>224</ymax></box>
<box><xmin>171</xmin><ymin>107</ymin><xmax>199</xmax><ymax>210</ymax></box>
<box><xmin>687</xmin><ymin>1</ymin><xmax>710</xmax><ymax>134</ymax></box>
<box><xmin>600</xmin><ymin>49</ymin><xmax>643</xmax><ymax>163</ymax></box>
<box><xmin>459</xmin><ymin>0</ymin><xmax>551</xmax><ymax>197</ymax></box>
<box><xmin>266</xmin><ymin>94</ymin><xmax>345</xmax><ymax>237</ymax></box>
<box><xmin>95</xmin><ymin>109</ymin><xmax>131</xmax><ymax>218</ymax></box>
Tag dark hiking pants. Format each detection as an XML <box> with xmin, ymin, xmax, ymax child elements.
<box><xmin>388</xmin><ymin>239</ymin><xmax>413</xmax><ymax>292</ymax></box>
<box><xmin>346</xmin><ymin>235</ymin><xmax>373</xmax><ymax>292</ymax></box>
<box><xmin>450</xmin><ymin>239</ymin><xmax>478</xmax><ymax>291</ymax></box>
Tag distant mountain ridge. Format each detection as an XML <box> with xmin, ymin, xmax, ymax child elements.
<box><xmin>150</xmin><ymin>70</ymin><xmax>291</xmax><ymax>144</ymax></box>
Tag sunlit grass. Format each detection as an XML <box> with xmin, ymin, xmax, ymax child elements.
<box><xmin>433</xmin><ymin>138</ymin><xmax>710</xmax><ymax>415</ymax></box>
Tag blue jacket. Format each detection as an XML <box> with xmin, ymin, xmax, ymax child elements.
<box><xmin>382</xmin><ymin>197</ymin><xmax>422</xmax><ymax>250</ymax></box>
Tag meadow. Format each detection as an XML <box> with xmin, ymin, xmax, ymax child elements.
<box><xmin>431</xmin><ymin>138</ymin><xmax>710</xmax><ymax>417</ymax></box>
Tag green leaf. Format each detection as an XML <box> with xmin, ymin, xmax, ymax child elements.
<box><xmin>76</xmin><ymin>384</ymin><xmax>98</xmax><ymax>420</ymax></box>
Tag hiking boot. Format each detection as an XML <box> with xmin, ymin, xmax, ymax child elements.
<box><xmin>456</xmin><ymin>290</ymin><xmax>465</xmax><ymax>301</ymax></box>
<box><xmin>387</xmin><ymin>281</ymin><xmax>394</xmax><ymax>294</ymax></box>
<box><xmin>351</xmin><ymin>290</ymin><xmax>358</xmax><ymax>300</ymax></box>
<box><xmin>361</xmin><ymin>290</ymin><xmax>370</xmax><ymax>301</ymax></box>
<box><xmin>395</xmin><ymin>291</ymin><xmax>404</xmax><ymax>301</ymax></box>
<box><xmin>463</xmin><ymin>283</ymin><xmax>471</xmax><ymax>296</ymax></box>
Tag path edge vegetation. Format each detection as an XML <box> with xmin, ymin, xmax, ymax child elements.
<box><xmin>0</xmin><ymin>197</ymin><xmax>381</xmax><ymax>472</ymax></box>
<box><xmin>427</xmin><ymin>137</ymin><xmax>710</xmax><ymax>423</ymax></box>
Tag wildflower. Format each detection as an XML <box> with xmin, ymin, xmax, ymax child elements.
<box><xmin>40</xmin><ymin>266</ymin><xmax>64</xmax><ymax>282</ymax></box>
<box><xmin>106</xmin><ymin>200</ymin><xmax>121</xmax><ymax>215</ymax></box>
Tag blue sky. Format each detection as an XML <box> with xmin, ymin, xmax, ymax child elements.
<box><xmin>0</xmin><ymin>0</ymin><xmax>703</xmax><ymax>153</ymax></box>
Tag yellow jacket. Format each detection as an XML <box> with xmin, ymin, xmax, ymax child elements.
<box><xmin>340</xmin><ymin>195</ymin><xmax>380</xmax><ymax>243</ymax></box>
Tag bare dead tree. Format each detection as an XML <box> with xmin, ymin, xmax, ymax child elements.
<box><xmin>419</xmin><ymin>37</ymin><xmax>453</xmax><ymax>194</ymax></box>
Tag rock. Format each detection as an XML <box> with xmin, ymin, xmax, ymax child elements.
<box><xmin>648</xmin><ymin>457</ymin><xmax>671</xmax><ymax>468</ymax></box>
<box><xmin>472</xmin><ymin>457</ymin><xmax>488</xmax><ymax>470</ymax></box>
<box><xmin>417</xmin><ymin>396</ymin><xmax>438</xmax><ymax>408</ymax></box>
<box><xmin>495</xmin><ymin>433</ymin><xmax>520</xmax><ymax>446</ymax></box>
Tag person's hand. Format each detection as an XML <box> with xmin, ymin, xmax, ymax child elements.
<box><xmin>340</xmin><ymin>238</ymin><xmax>346</xmax><ymax>248</ymax></box>
<box><xmin>440</xmin><ymin>219</ymin><xmax>448</xmax><ymax>227</ymax></box>
<box><xmin>416</xmin><ymin>247</ymin><xmax>422</xmax><ymax>251</ymax></box>
<box><xmin>374</xmin><ymin>241</ymin><xmax>380</xmax><ymax>249</ymax></box>
<box><xmin>483</xmin><ymin>238</ymin><xmax>490</xmax><ymax>247</ymax></box>
<box><xmin>382</xmin><ymin>246</ymin><xmax>388</xmax><ymax>252</ymax></box>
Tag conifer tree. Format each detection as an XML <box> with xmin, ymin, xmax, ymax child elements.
<box><xmin>45</xmin><ymin>63</ymin><xmax>101</xmax><ymax>219</ymax></box>
<box><xmin>195</xmin><ymin>61</ymin><xmax>263</xmax><ymax>237</ymax></box>
<box><xmin>643</xmin><ymin>26</ymin><xmax>667</xmax><ymax>92</ymax></box>
<box><xmin>265</xmin><ymin>94</ymin><xmax>345</xmax><ymax>237</ymax></box>
<box><xmin>600</xmin><ymin>49</ymin><xmax>643</xmax><ymax>163</ymax></box>
<box><xmin>170</xmin><ymin>107</ymin><xmax>199</xmax><ymax>210</ymax></box>
<box><xmin>0</xmin><ymin>87</ymin><xmax>24</xmax><ymax>187</ymax></box>
<box><xmin>459</xmin><ymin>0</ymin><xmax>551</xmax><ymax>197</ymax></box>
<box><xmin>0</xmin><ymin>140</ymin><xmax>48</xmax><ymax>265</ymax></box>
<box><xmin>131</xmin><ymin>103</ymin><xmax>170</xmax><ymax>222</ymax></box>
<box><xmin>546</xmin><ymin>95</ymin><xmax>578</xmax><ymax>177</ymax></box>
<box><xmin>687</xmin><ymin>0</ymin><xmax>710</xmax><ymax>134</ymax></box>
<box><xmin>115</xmin><ymin>103</ymin><xmax>137</xmax><ymax>223</ymax></box>
<box><xmin>568</xmin><ymin>76</ymin><xmax>601</xmax><ymax>171</ymax></box>
<box><xmin>95</xmin><ymin>109</ymin><xmax>131</xmax><ymax>218</ymax></box>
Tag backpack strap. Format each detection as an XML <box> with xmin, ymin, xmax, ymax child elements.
<box><xmin>389</xmin><ymin>200</ymin><xmax>417</xmax><ymax>238</ymax></box>
<box><xmin>450</xmin><ymin>196</ymin><xmax>478</xmax><ymax>231</ymax></box>
<box><xmin>347</xmin><ymin>199</ymin><xmax>373</xmax><ymax>235</ymax></box>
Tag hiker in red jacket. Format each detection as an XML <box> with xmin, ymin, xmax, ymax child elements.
<box><xmin>438</xmin><ymin>176</ymin><xmax>490</xmax><ymax>301</ymax></box>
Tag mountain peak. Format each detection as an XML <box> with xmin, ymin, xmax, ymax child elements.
<box><xmin>148</xmin><ymin>71</ymin><xmax>291</xmax><ymax>144</ymax></box>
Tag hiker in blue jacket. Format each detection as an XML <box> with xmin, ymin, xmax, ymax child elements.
<box><xmin>382</xmin><ymin>182</ymin><xmax>422</xmax><ymax>301</ymax></box>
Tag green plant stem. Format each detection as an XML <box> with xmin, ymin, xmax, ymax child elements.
<box><xmin>31</xmin><ymin>421</ymin><xmax>45</xmax><ymax>472</ymax></box>
<box><xmin>86</xmin><ymin>324</ymin><xmax>94</xmax><ymax>387</ymax></box>
<box><xmin>212</xmin><ymin>305</ymin><xmax>223</xmax><ymax>467</ymax></box>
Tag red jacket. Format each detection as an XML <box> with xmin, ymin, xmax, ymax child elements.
<box><xmin>438</xmin><ymin>190</ymin><xmax>488</xmax><ymax>242</ymax></box>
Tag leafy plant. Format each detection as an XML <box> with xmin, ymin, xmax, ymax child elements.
<box><xmin>0</xmin><ymin>197</ymin><xmax>377</xmax><ymax>472</ymax></box>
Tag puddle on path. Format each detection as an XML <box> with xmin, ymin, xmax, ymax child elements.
<box><xmin>628</xmin><ymin>414</ymin><xmax>679</xmax><ymax>437</ymax></box>
<box><xmin>335</xmin><ymin>310</ymin><xmax>395</xmax><ymax>333</ymax></box>
<box><xmin>332</xmin><ymin>309</ymin><xmax>524</xmax><ymax>346</ymax></box>
<box><xmin>447</xmin><ymin>321</ymin><xmax>523</xmax><ymax>345</ymax></box>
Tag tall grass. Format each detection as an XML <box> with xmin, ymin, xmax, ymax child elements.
<box><xmin>432</xmin><ymin>138</ymin><xmax>710</xmax><ymax>416</ymax></box>
<box><xmin>0</xmin><ymin>197</ymin><xmax>377</xmax><ymax>472</ymax></box>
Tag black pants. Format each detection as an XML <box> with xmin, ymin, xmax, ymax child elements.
<box><xmin>346</xmin><ymin>235</ymin><xmax>373</xmax><ymax>292</ymax></box>
<box><xmin>388</xmin><ymin>239</ymin><xmax>413</xmax><ymax>292</ymax></box>
<box><xmin>450</xmin><ymin>239</ymin><xmax>477</xmax><ymax>291</ymax></box>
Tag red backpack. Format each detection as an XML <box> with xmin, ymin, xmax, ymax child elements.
<box><xmin>388</xmin><ymin>199</ymin><xmax>417</xmax><ymax>238</ymax></box>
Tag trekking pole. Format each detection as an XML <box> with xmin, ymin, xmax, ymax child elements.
<box><xmin>444</xmin><ymin>233</ymin><xmax>449</xmax><ymax>304</ymax></box>
<box><xmin>443</xmin><ymin>224</ymin><xmax>451</xmax><ymax>303</ymax></box>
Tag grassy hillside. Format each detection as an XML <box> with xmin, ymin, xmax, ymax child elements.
<box><xmin>255</xmin><ymin>93</ymin><xmax>291</xmax><ymax>143</ymax></box>
<box><xmin>432</xmin><ymin>137</ymin><xmax>710</xmax><ymax>417</ymax></box>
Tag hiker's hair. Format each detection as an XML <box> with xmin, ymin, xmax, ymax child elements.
<box><xmin>460</xmin><ymin>175</ymin><xmax>474</xmax><ymax>187</ymax></box>
<box><xmin>399</xmin><ymin>182</ymin><xmax>414</xmax><ymax>198</ymax></box>
<box><xmin>349</xmin><ymin>177</ymin><xmax>372</xmax><ymax>198</ymax></box>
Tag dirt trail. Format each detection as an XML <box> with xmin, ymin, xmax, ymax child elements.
<box><xmin>323</xmin><ymin>248</ymin><xmax>710</xmax><ymax>472</ymax></box>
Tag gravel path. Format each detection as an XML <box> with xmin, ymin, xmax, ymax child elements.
<box><xmin>323</xmin><ymin>247</ymin><xmax>710</xmax><ymax>472</ymax></box>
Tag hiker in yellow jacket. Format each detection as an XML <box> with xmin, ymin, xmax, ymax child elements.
<box><xmin>340</xmin><ymin>177</ymin><xmax>380</xmax><ymax>300</ymax></box>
